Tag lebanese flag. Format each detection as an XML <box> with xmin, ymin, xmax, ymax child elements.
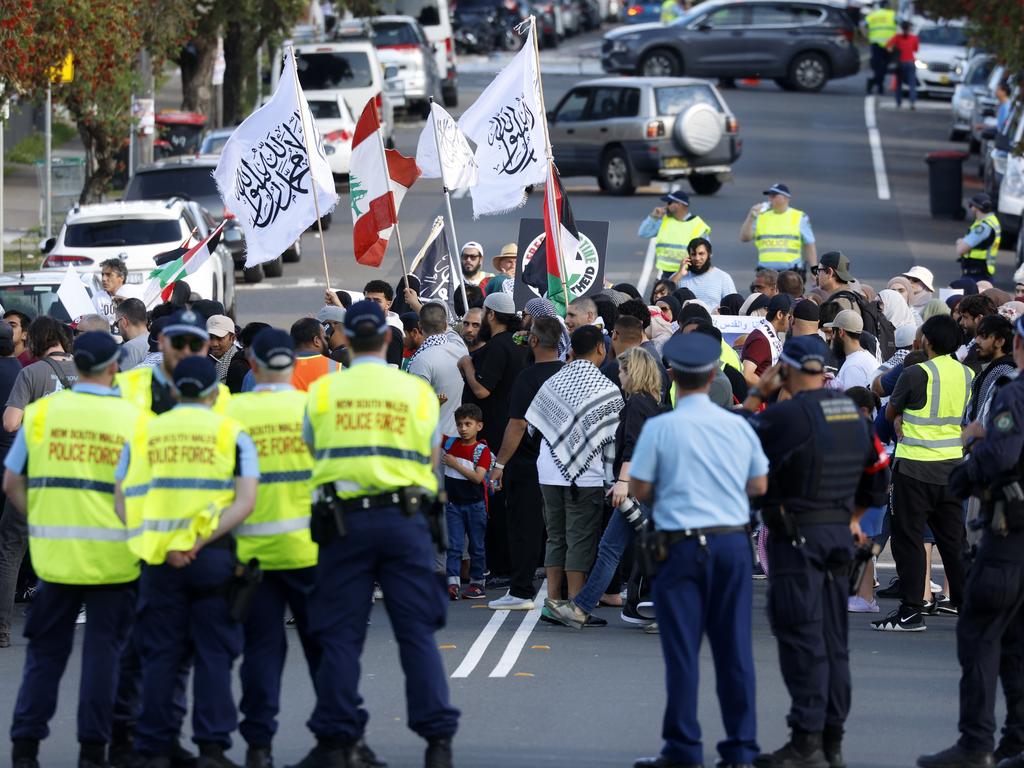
<box><xmin>143</xmin><ymin>221</ymin><xmax>225</xmax><ymax>306</ymax></box>
<box><xmin>350</xmin><ymin>98</ymin><xmax>421</xmax><ymax>267</ymax></box>
<box><xmin>538</xmin><ymin>164</ymin><xmax>580</xmax><ymax>316</ymax></box>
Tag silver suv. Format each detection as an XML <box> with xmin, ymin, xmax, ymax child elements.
<box><xmin>548</xmin><ymin>76</ymin><xmax>741</xmax><ymax>195</ymax></box>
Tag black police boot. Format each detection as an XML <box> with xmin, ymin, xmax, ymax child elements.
<box><xmin>171</xmin><ymin>741</ymin><xmax>199</xmax><ymax>768</ymax></box>
<box><xmin>424</xmin><ymin>737</ymin><xmax>452</xmax><ymax>768</ymax></box>
<box><xmin>998</xmin><ymin>753</ymin><xmax>1024</xmax><ymax>768</ymax></box>
<box><xmin>245</xmin><ymin>747</ymin><xmax>273</xmax><ymax>768</ymax></box>
<box><xmin>196</xmin><ymin>743</ymin><xmax>241</xmax><ymax>768</ymax></box>
<box><xmin>286</xmin><ymin>741</ymin><xmax>379</xmax><ymax>768</ymax></box>
<box><xmin>633</xmin><ymin>757</ymin><xmax>704</xmax><ymax>768</ymax></box>
<box><xmin>822</xmin><ymin>725</ymin><xmax>845</xmax><ymax>768</ymax></box>
<box><xmin>109</xmin><ymin>725</ymin><xmax>134</xmax><ymax>768</ymax></box>
<box><xmin>354</xmin><ymin>740</ymin><xmax>387</xmax><ymax>768</ymax></box>
<box><xmin>917</xmin><ymin>744</ymin><xmax>994</xmax><ymax>768</ymax></box>
<box><xmin>753</xmin><ymin>730</ymin><xmax>828</xmax><ymax>768</ymax></box>
<box><xmin>79</xmin><ymin>740</ymin><xmax>108</xmax><ymax>768</ymax></box>
<box><xmin>12</xmin><ymin>739</ymin><xmax>40</xmax><ymax>768</ymax></box>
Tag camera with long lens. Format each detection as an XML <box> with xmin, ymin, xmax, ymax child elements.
<box><xmin>619</xmin><ymin>496</ymin><xmax>648</xmax><ymax>532</ymax></box>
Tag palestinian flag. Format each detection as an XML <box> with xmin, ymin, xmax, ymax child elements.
<box><xmin>525</xmin><ymin>164</ymin><xmax>580</xmax><ymax>316</ymax></box>
<box><xmin>144</xmin><ymin>221</ymin><xmax>225</xmax><ymax>306</ymax></box>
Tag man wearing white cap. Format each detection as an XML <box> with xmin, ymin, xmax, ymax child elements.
<box><xmin>901</xmin><ymin>266</ymin><xmax>935</xmax><ymax>313</ymax></box>
<box><xmin>207</xmin><ymin>315</ymin><xmax>248</xmax><ymax>393</ymax></box>
<box><xmin>740</xmin><ymin>183</ymin><xmax>817</xmax><ymax>277</ymax></box>
<box><xmin>825</xmin><ymin>310</ymin><xmax>879</xmax><ymax>391</ymax></box>
<box><xmin>460</xmin><ymin>242</ymin><xmax>492</xmax><ymax>287</ymax></box>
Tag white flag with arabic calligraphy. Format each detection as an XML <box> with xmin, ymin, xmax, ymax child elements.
<box><xmin>213</xmin><ymin>53</ymin><xmax>338</xmax><ymax>267</ymax></box>
<box><xmin>416</xmin><ymin>102</ymin><xmax>478</xmax><ymax>191</ymax></box>
<box><xmin>457</xmin><ymin>24</ymin><xmax>546</xmax><ymax>217</ymax></box>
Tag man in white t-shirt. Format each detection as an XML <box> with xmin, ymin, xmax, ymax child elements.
<box><xmin>825</xmin><ymin>309</ymin><xmax>878</xmax><ymax>390</ymax></box>
<box><xmin>93</xmin><ymin>258</ymin><xmax>143</xmax><ymax>325</ymax></box>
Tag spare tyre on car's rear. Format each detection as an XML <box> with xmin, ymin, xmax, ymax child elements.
<box><xmin>673</xmin><ymin>103</ymin><xmax>724</xmax><ymax>156</ymax></box>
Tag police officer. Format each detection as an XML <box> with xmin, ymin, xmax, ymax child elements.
<box><xmin>630</xmin><ymin>333</ymin><xmax>769</xmax><ymax>768</ymax></box>
<box><xmin>956</xmin><ymin>193</ymin><xmax>1002</xmax><ymax>279</ymax></box>
<box><xmin>292</xmin><ymin>300</ymin><xmax>458</xmax><ymax>768</ymax></box>
<box><xmin>740</xmin><ymin>183</ymin><xmax>818</xmax><ymax>278</ymax></box>
<box><xmin>4</xmin><ymin>333</ymin><xmax>143</xmax><ymax>768</ymax></box>
<box><xmin>119</xmin><ymin>356</ymin><xmax>258</xmax><ymax>768</ymax></box>
<box><xmin>225</xmin><ymin>329</ymin><xmax>321</xmax><ymax>768</ymax></box>
<box><xmin>863</xmin><ymin>0</ymin><xmax>896</xmax><ymax>95</ymax></box>
<box><xmin>740</xmin><ymin>335</ymin><xmax>889</xmax><ymax>768</ymax></box>
<box><xmin>638</xmin><ymin>189</ymin><xmax>711</xmax><ymax>281</ymax></box>
<box><xmin>918</xmin><ymin>316</ymin><xmax>1024</xmax><ymax>768</ymax></box>
<box><xmin>659</xmin><ymin>0</ymin><xmax>688</xmax><ymax>24</ymax></box>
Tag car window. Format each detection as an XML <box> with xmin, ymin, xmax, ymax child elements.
<box><xmin>308</xmin><ymin>100</ymin><xmax>342</xmax><ymax>120</ymax></box>
<box><xmin>124</xmin><ymin>168</ymin><xmax>218</xmax><ymax>201</ymax></box>
<box><xmin>918</xmin><ymin>25</ymin><xmax>966</xmax><ymax>47</ymax></box>
<box><xmin>967</xmin><ymin>59</ymin><xmax>994</xmax><ymax>86</ymax></box>
<box><xmin>64</xmin><ymin>219</ymin><xmax>182</xmax><ymax>248</ymax></box>
<box><xmin>620</xmin><ymin>88</ymin><xmax>641</xmax><ymax>118</ymax></box>
<box><xmin>372</xmin><ymin>0</ymin><xmax>442</xmax><ymax>27</ymax></box>
<box><xmin>699</xmin><ymin>6</ymin><xmax>748</xmax><ymax>27</ymax></box>
<box><xmin>655</xmin><ymin>84</ymin><xmax>720</xmax><ymax>116</ymax></box>
<box><xmin>750</xmin><ymin>5</ymin><xmax>798</xmax><ymax>26</ymax></box>
<box><xmin>588</xmin><ymin>88</ymin><xmax>623</xmax><ymax>120</ymax></box>
<box><xmin>555</xmin><ymin>89</ymin><xmax>590</xmax><ymax>122</ymax></box>
<box><xmin>296</xmin><ymin>52</ymin><xmax>374</xmax><ymax>90</ymax></box>
<box><xmin>372</xmin><ymin>21</ymin><xmax>421</xmax><ymax>46</ymax></box>
<box><xmin>199</xmin><ymin>134</ymin><xmax>230</xmax><ymax>154</ymax></box>
<box><xmin>0</xmin><ymin>285</ymin><xmax>85</xmax><ymax>322</ymax></box>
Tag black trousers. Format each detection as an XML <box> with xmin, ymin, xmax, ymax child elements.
<box><xmin>998</xmin><ymin>603</ymin><xmax>1024</xmax><ymax>754</ymax></box>
<box><xmin>505</xmin><ymin>461</ymin><xmax>547</xmax><ymax>600</ymax></box>
<box><xmin>958</xmin><ymin>530</ymin><xmax>1024</xmax><ymax>752</ymax></box>
<box><xmin>891</xmin><ymin>470</ymin><xmax>966</xmax><ymax>611</ymax></box>
<box><xmin>869</xmin><ymin>44</ymin><xmax>889</xmax><ymax>94</ymax></box>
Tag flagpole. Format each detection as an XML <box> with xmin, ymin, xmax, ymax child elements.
<box><xmin>287</xmin><ymin>46</ymin><xmax>332</xmax><ymax>291</ymax></box>
<box><xmin>428</xmin><ymin>97</ymin><xmax>470</xmax><ymax>314</ymax></box>
<box><xmin>527</xmin><ymin>17</ymin><xmax>571</xmax><ymax>312</ymax></box>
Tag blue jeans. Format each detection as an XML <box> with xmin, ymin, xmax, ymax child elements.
<box><xmin>445</xmin><ymin>501</ymin><xmax>487</xmax><ymax>584</ymax></box>
<box><xmin>896</xmin><ymin>61</ymin><xmax>917</xmax><ymax>105</ymax></box>
<box><xmin>574</xmin><ymin>508</ymin><xmax>635</xmax><ymax>614</ymax></box>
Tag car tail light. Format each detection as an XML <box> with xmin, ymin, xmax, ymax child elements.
<box><xmin>445</xmin><ymin>37</ymin><xmax>455</xmax><ymax>72</ymax></box>
<box><xmin>627</xmin><ymin>5</ymin><xmax>641</xmax><ymax>15</ymax></box>
<box><xmin>725</xmin><ymin>116</ymin><xmax>738</xmax><ymax>133</ymax></box>
<box><xmin>375</xmin><ymin>92</ymin><xmax>383</xmax><ymax>121</ymax></box>
<box><xmin>646</xmin><ymin>120</ymin><xmax>665</xmax><ymax>138</ymax></box>
<box><xmin>42</xmin><ymin>254</ymin><xmax>94</xmax><ymax>268</ymax></box>
<box><xmin>379</xmin><ymin>43</ymin><xmax>419</xmax><ymax>50</ymax></box>
<box><xmin>324</xmin><ymin>129</ymin><xmax>352</xmax><ymax>143</ymax></box>
<box><xmin>838</xmin><ymin>28</ymin><xmax>854</xmax><ymax>43</ymax></box>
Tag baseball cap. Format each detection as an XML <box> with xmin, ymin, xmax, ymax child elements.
<box><xmin>172</xmin><ymin>356</ymin><xmax>218</xmax><ymax>398</ymax></box>
<box><xmin>949</xmin><ymin>277</ymin><xmax>978</xmax><ymax>295</ymax></box>
<box><xmin>461</xmin><ymin>241</ymin><xmax>484</xmax><ymax>256</ymax></box>
<box><xmin>818</xmin><ymin>251</ymin><xmax>854</xmax><ymax>282</ymax></box>
<box><xmin>315</xmin><ymin>305</ymin><xmax>346</xmax><ymax>324</ymax></box>
<box><xmin>660</xmin><ymin>188</ymin><xmax>690</xmax><ymax>206</ymax></box>
<box><xmin>969</xmin><ymin>192</ymin><xmax>994</xmax><ymax>213</ymax></box>
<box><xmin>73</xmin><ymin>331</ymin><xmax>120</xmax><ymax>373</ymax></box>
<box><xmin>780</xmin><ymin>335</ymin><xmax>829</xmax><ymax>374</ymax></box>
<box><xmin>206</xmin><ymin>315</ymin><xmax>235</xmax><ymax>338</ymax></box>
<box><xmin>483</xmin><ymin>292</ymin><xmax>516</xmax><ymax>315</ymax></box>
<box><xmin>823</xmin><ymin>308</ymin><xmax>864</xmax><ymax>335</ymax></box>
<box><xmin>793</xmin><ymin>300</ymin><xmax>820</xmax><ymax>322</ymax></box>
<box><xmin>662</xmin><ymin>332</ymin><xmax>720</xmax><ymax>374</ymax></box>
<box><xmin>763</xmin><ymin>182</ymin><xmax>791</xmax><ymax>198</ymax></box>
<box><xmin>163</xmin><ymin>309</ymin><xmax>210</xmax><ymax>340</ymax></box>
<box><xmin>343</xmin><ymin>299</ymin><xmax>388</xmax><ymax>338</ymax></box>
<box><xmin>901</xmin><ymin>266</ymin><xmax>935</xmax><ymax>293</ymax></box>
<box><xmin>249</xmin><ymin>328</ymin><xmax>296</xmax><ymax>370</ymax></box>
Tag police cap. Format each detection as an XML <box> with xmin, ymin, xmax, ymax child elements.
<box><xmin>249</xmin><ymin>328</ymin><xmax>295</xmax><ymax>370</ymax></box>
<box><xmin>779</xmin><ymin>335</ymin><xmax>830</xmax><ymax>374</ymax></box>
<box><xmin>163</xmin><ymin>309</ymin><xmax>210</xmax><ymax>341</ymax></box>
<box><xmin>662</xmin><ymin>332</ymin><xmax>720</xmax><ymax>374</ymax></box>
<box><xmin>172</xmin><ymin>356</ymin><xmax>219</xmax><ymax>398</ymax></box>
<box><xmin>73</xmin><ymin>331</ymin><xmax>120</xmax><ymax>373</ymax></box>
<box><xmin>343</xmin><ymin>299</ymin><xmax>388</xmax><ymax>339</ymax></box>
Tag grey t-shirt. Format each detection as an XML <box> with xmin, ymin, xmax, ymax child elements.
<box><xmin>6</xmin><ymin>355</ymin><xmax>79</xmax><ymax>410</ymax></box>
<box><xmin>119</xmin><ymin>333</ymin><xmax>150</xmax><ymax>371</ymax></box>
<box><xmin>407</xmin><ymin>331</ymin><xmax>468</xmax><ymax>436</ymax></box>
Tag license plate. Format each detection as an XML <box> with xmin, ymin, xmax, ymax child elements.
<box><xmin>663</xmin><ymin>157</ymin><xmax>688</xmax><ymax>169</ymax></box>
<box><xmin>940</xmin><ymin>75</ymin><xmax>950</xmax><ymax>85</ymax></box>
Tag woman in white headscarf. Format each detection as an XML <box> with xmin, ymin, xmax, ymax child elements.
<box><xmin>879</xmin><ymin>288</ymin><xmax>920</xmax><ymax>329</ymax></box>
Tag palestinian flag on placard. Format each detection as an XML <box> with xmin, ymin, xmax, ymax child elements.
<box><xmin>526</xmin><ymin>164</ymin><xmax>580</xmax><ymax>316</ymax></box>
<box><xmin>144</xmin><ymin>221</ymin><xmax>225</xmax><ymax>306</ymax></box>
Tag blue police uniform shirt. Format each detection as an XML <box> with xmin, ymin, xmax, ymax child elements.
<box><xmin>637</xmin><ymin>212</ymin><xmax>712</xmax><ymax>240</ymax></box>
<box><xmin>630</xmin><ymin>392</ymin><xmax>769</xmax><ymax>530</ymax></box>
<box><xmin>963</xmin><ymin>219</ymin><xmax>996</xmax><ymax>248</ymax></box>
<box><xmin>5</xmin><ymin>383</ymin><xmax>119</xmax><ymax>475</ymax></box>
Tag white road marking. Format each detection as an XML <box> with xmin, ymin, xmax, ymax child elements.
<box><xmin>450</xmin><ymin>609</ymin><xmax>511</xmax><ymax>678</ymax></box>
<box><xmin>864</xmin><ymin>96</ymin><xmax>891</xmax><ymax>201</ymax></box>
<box><xmin>295</xmin><ymin>277</ymin><xmax>319</xmax><ymax>287</ymax></box>
<box><xmin>489</xmin><ymin>580</ymin><xmax>548</xmax><ymax>678</ymax></box>
<box><xmin>637</xmin><ymin>238</ymin><xmax>657</xmax><ymax>299</ymax></box>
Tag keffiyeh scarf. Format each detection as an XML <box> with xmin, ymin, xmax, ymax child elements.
<box><xmin>526</xmin><ymin>359</ymin><xmax>624</xmax><ymax>483</ymax></box>
<box><xmin>213</xmin><ymin>344</ymin><xmax>238</xmax><ymax>383</ymax></box>
<box><xmin>407</xmin><ymin>333</ymin><xmax>449</xmax><ymax>368</ymax></box>
<box><xmin>525</xmin><ymin>297</ymin><xmax>571</xmax><ymax>360</ymax></box>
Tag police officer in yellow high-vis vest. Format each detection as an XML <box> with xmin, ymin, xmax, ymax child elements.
<box><xmin>637</xmin><ymin>189</ymin><xmax>711</xmax><ymax>282</ymax></box>
<box><xmin>3</xmin><ymin>332</ymin><xmax>144</xmax><ymax>768</ymax></box>
<box><xmin>864</xmin><ymin>0</ymin><xmax>896</xmax><ymax>94</ymax></box>
<box><xmin>956</xmin><ymin>193</ymin><xmax>1002</xmax><ymax>279</ymax></box>
<box><xmin>224</xmin><ymin>329</ymin><xmax>320</xmax><ymax>768</ymax></box>
<box><xmin>740</xmin><ymin>182</ymin><xmax>818</xmax><ymax>279</ymax></box>
<box><xmin>117</xmin><ymin>356</ymin><xmax>258</xmax><ymax>768</ymax></box>
<box><xmin>291</xmin><ymin>300</ymin><xmax>458</xmax><ymax>768</ymax></box>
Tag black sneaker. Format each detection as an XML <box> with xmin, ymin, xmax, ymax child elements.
<box><xmin>582</xmin><ymin>615</ymin><xmax>608</xmax><ymax>627</ymax></box>
<box><xmin>872</xmin><ymin>607</ymin><xmax>926</xmax><ymax>632</ymax></box>
<box><xmin>876</xmin><ymin>576</ymin><xmax>901</xmax><ymax>599</ymax></box>
<box><xmin>917</xmin><ymin>744</ymin><xmax>993</xmax><ymax>768</ymax></box>
<box><xmin>621</xmin><ymin>602</ymin><xmax>654</xmax><ymax>626</ymax></box>
<box><xmin>997</xmin><ymin>752</ymin><xmax>1024</xmax><ymax>768</ymax></box>
<box><xmin>245</xmin><ymin>748</ymin><xmax>273</xmax><ymax>768</ymax></box>
<box><xmin>425</xmin><ymin>737</ymin><xmax>452</xmax><ymax>768</ymax></box>
<box><xmin>933</xmin><ymin>594</ymin><xmax>959</xmax><ymax>617</ymax></box>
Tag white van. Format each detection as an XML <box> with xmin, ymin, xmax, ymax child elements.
<box><xmin>372</xmin><ymin>0</ymin><xmax>458</xmax><ymax>107</ymax></box>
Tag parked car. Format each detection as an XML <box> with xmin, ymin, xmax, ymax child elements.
<box><xmin>622</xmin><ymin>0</ymin><xmax>661</xmax><ymax>24</ymax></box>
<box><xmin>370</xmin><ymin>16</ymin><xmax>444</xmax><ymax>117</ymax></box>
<box><xmin>123</xmin><ymin>156</ymin><xmax>297</xmax><ymax>283</ymax></box>
<box><xmin>547</xmin><ymin>76</ymin><xmax>741</xmax><ymax>195</ymax></box>
<box><xmin>601</xmin><ymin>0</ymin><xmax>860</xmax><ymax>93</ymax></box>
<box><xmin>39</xmin><ymin>199</ymin><xmax>236</xmax><ymax>315</ymax></box>
<box><xmin>453</xmin><ymin>0</ymin><xmax>529</xmax><ymax>52</ymax></box>
<box><xmin>950</xmin><ymin>53</ymin><xmax>994</xmax><ymax>141</ymax></box>
<box><xmin>912</xmin><ymin>20</ymin><xmax>966</xmax><ymax>99</ymax></box>
<box><xmin>995</xmin><ymin>104</ymin><xmax>1023</xmax><ymax>251</ymax></box>
<box><xmin>372</xmin><ymin>0</ymin><xmax>459</xmax><ymax>107</ymax></box>
<box><xmin>0</xmin><ymin>271</ymin><xmax>97</xmax><ymax>323</ymax></box>
<box><xmin>199</xmin><ymin>127</ymin><xmax>235</xmax><ymax>155</ymax></box>
<box><xmin>307</xmin><ymin>93</ymin><xmax>357</xmax><ymax>176</ymax></box>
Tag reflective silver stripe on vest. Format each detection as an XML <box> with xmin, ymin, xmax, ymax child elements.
<box><xmin>261</xmin><ymin>470</ymin><xmax>313</xmax><ymax>484</ymax></box>
<box><xmin>27</xmin><ymin>477</ymin><xmax>116</xmax><ymax>494</ymax></box>
<box><xmin>314</xmin><ymin>446</ymin><xmax>431</xmax><ymax>464</ymax></box>
<box><xmin>898</xmin><ymin>436</ymin><xmax>964</xmax><ymax>449</ymax></box>
<box><xmin>29</xmin><ymin>524</ymin><xmax>127</xmax><ymax>542</ymax></box>
<box><xmin>141</xmin><ymin>518</ymin><xmax>195</xmax><ymax>533</ymax></box>
<box><xmin>149</xmin><ymin>478</ymin><xmax>235</xmax><ymax>491</ymax></box>
<box><xmin>901</xmin><ymin>414</ymin><xmax>962</xmax><ymax>427</ymax></box>
<box><xmin>237</xmin><ymin>516</ymin><xmax>311</xmax><ymax>537</ymax></box>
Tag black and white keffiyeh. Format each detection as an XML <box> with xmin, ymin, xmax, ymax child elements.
<box><xmin>525</xmin><ymin>359</ymin><xmax>624</xmax><ymax>483</ymax></box>
<box><xmin>406</xmin><ymin>333</ymin><xmax>449</xmax><ymax>368</ymax></box>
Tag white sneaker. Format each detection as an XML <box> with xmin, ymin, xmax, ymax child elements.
<box><xmin>930</xmin><ymin>580</ymin><xmax>942</xmax><ymax>594</ymax></box>
<box><xmin>373</xmin><ymin>584</ymin><xmax>383</xmax><ymax>601</ymax></box>
<box><xmin>487</xmin><ymin>591</ymin><xmax>534</xmax><ymax>610</ymax></box>
<box><xmin>848</xmin><ymin>596</ymin><xmax>880</xmax><ymax>613</ymax></box>
<box><xmin>76</xmin><ymin>608</ymin><xmax>86</xmax><ymax>625</ymax></box>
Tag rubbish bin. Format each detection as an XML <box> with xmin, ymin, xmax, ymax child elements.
<box><xmin>925</xmin><ymin>150</ymin><xmax>968</xmax><ymax>219</ymax></box>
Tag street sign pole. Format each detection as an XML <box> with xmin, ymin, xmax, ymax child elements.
<box><xmin>44</xmin><ymin>84</ymin><xmax>52</xmax><ymax>238</ymax></box>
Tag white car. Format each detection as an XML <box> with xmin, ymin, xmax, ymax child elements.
<box><xmin>308</xmin><ymin>94</ymin><xmax>357</xmax><ymax>176</ymax></box>
<box><xmin>372</xmin><ymin>0</ymin><xmax>459</xmax><ymax>107</ymax></box>
<box><xmin>950</xmin><ymin>53</ymin><xmax>994</xmax><ymax>140</ymax></box>
<box><xmin>41</xmin><ymin>199</ymin><xmax>236</xmax><ymax>315</ymax></box>
<box><xmin>913</xmin><ymin>20</ymin><xmax>967</xmax><ymax>99</ymax></box>
<box><xmin>370</xmin><ymin>16</ymin><xmax>443</xmax><ymax>117</ymax></box>
<box><xmin>0</xmin><ymin>271</ymin><xmax>97</xmax><ymax>324</ymax></box>
<box><xmin>998</xmin><ymin>108</ymin><xmax>1024</xmax><ymax>259</ymax></box>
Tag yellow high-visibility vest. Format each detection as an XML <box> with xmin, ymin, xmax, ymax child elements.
<box><xmin>895</xmin><ymin>355</ymin><xmax>973</xmax><ymax>462</ymax></box>
<box><xmin>654</xmin><ymin>215</ymin><xmax>710</xmax><ymax>274</ymax></box>
<box><xmin>965</xmin><ymin>213</ymin><xmax>1001</xmax><ymax>276</ymax></box>
<box><xmin>660</xmin><ymin>0</ymin><xmax>685</xmax><ymax>23</ymax></box>
<box><xmin>23</xmin><ymin>390</ymin><xmax>143</xmax><ymax>585</ymax></box>
<box><xmin>865</xmin><ymin>8</ymin><xmax>897</xmax><ymax>46</ymax></box>
<box><xmin>117</xmin><ymin>365</ymin><xmax>232</xmax><ymax>415</ymax></box>
<box><xmin>753</xmin><ymin>207</ymin><xmax>804</xmax><ymax>269</ymax></box>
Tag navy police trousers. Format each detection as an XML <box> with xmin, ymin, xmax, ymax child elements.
<box><xmin>306</xmin><ymin>506</ymin><xmax>459</xmax><ymax>743</ymax></box>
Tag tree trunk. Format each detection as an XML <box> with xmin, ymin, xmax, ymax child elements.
<box><xmin>78</xmin><ymin>120</ymin><xmax>119</xmax><ymax>203</ymax></box>
<box><xmin>222</xmin><ymin>21</ymin><xmax>249</xmax><ymax>126</ymax></box>
<box><xmin>180</xmin><ymin>34</ymin><xmax>218</xmax><ymax>117</ymax></box>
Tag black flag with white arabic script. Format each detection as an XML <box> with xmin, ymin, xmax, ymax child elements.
<box><xmin>413</xmin><ymin>228</ymin><xmax>456</xmax><ymax>314</ymax></box>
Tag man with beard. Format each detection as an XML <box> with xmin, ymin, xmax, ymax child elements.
<box><xmin>675</xmin><ymin>237</ymin><xmax>736</xmax><ymax>309</ymax></box>
<box><xmin>461</xmin><ymin>308</ymin><xmax>485</xmax><ymax>353</ymax></box>
<box><xmin>964</xmin><ymin>315</ymin><xmax>1016</xmax><ymax>429</ymax></box>
<box><xmin>460</xmin><ymin>242</ymin><xmax>492</xmax><ymax>288</ymax></box>
<box><xmin>825</xmin><ymin>310</ymin><xmax>878</xmax><ymax>391</ymax></box>
<box><xmin>957</xmin><ymin>294</ymin><xmax>998</xmax><ymax>373</ymax></box>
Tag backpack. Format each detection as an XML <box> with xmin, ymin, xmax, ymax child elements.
<box><xmin>443</xmin><ymin>436</ymin><xmax>487</xmax><ymax>469</ymax></box>
<box><xmin>820</xmin><ymin>290</ymin><xmax>897</xmax><ymax>362</ymax></box>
